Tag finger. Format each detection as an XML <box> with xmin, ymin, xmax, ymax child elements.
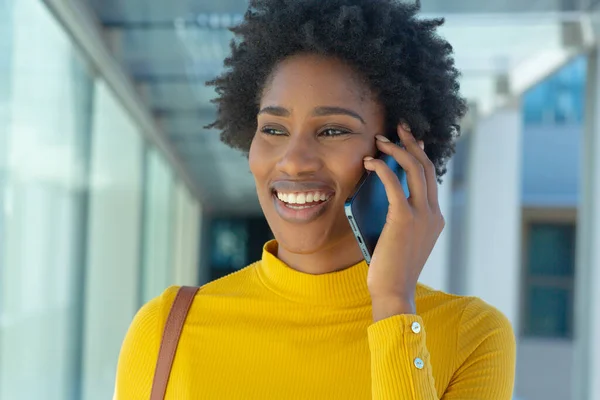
<box><xmin>363</xmin><ymin>156</ymin><xmax>411</xmax><ymax>214</ymax></box>
<box><xmin>374</xmin><ymin>135</ymin><xmax>427</xmax><ymax>209</ymax></box>
<box><xmin>397</xmin><ymin>124</ymin><xmax>439</xmax><ymax>211</ymax></box>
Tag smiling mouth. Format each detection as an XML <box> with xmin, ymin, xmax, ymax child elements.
<box><xmin>272</xmin><ymin>190</ymin><xmax>334</xmax><ymax>209</ymax></box>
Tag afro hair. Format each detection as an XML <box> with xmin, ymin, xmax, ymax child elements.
<box><xmin>206</xmin><ymin>0</ymin><xmax>467</xmax><ymax>179</ymax></box>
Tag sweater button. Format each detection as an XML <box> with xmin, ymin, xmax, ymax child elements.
<box><xmin>411</xmin><ymin>321</ymin><xmax>421</xmax><ymax>334</ymax></box>
<box><xmin>414</xmin><ymin>357</ymin><xmax>424</xmax><ymax>370</ymax></box>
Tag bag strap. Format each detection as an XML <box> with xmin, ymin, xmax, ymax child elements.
<box><xmin>150</xmin><ymin>286</ymin><xmax>200</xmax><ymax>400</ymax></box>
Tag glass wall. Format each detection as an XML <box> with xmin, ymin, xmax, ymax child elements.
<box><xmin>140</xmin><ymin>148</ymin><xmax>174</xmax><ymax>304</ymax></box>
<box><xmin>523</xmin><ymin>56</ymin><xmax>586</xmax><ymax>126</ymax></box>
<box><xmin>172</xmin><ymin>181</ymin><xmax>202</xmax><ymax>286</ymax></box>
<box><xmin>0</xmin><ymin>0</ymin><xmax>94</xmax><ymax>398</ymax></box>
<box><xmin>81</xmin><ymin>80</ymin><xmax>145</xmax><ymax>400</ymax></box>
<box><xmin>0</xmin><ymin>1</ymin><xmax>203</xmax><ymax>399</ymax></box>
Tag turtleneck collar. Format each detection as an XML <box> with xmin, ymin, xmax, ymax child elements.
<box><xmin>255</xmin><ymin>240</ymin><xmax>372</xmax><ymax>308</ymax></box>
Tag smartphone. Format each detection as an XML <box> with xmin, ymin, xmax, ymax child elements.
<box><xmin>344</xmin><ymin>146</ymin><xmax>410</xmax><ymax>264</ymax></box>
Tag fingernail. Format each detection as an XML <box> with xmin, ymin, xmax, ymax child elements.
<box><xmin>400</xmin><ymin>121</ymin><xmax>411</xmax><ymax>132</ymax></box>
<box><xmin>418</xmin><ymin>141</ymin><xmax>425</xmax><ymax>150</ymax></box>
<box><xmin>375</xmin><ymin>135</ymin><xmax>390</xmax><ymax>143</ymax></box>
<box><xmin>363</xmin><ymin>156</ymin><xmax>374</xmax><ymax>161</ymax></box>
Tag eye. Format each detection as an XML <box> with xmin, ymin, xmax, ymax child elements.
<box><xmin>319</xmin><ymin>127</ymin><xmax>352</xmax><ymax>137</ymax></box>
<box><xmin>260</xmin><ymin>126</ymin><xmax>287</xmax><ymax>136</ymax></box>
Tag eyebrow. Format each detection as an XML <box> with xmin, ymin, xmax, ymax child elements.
<box><xmin>258</xmin><ymin>106</ymin><xmax>290</xmax><ymax>118</ymax></box>
<box><xmin>258</xmin><ymin>105</ymin><xmax>366</xmax><ymax>125</ymax></box>
<box><xmin>313</xmin><ymin>106</ymin><xmax>365</xmax><ymax>125</ymax></box>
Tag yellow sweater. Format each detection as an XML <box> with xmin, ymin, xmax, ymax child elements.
<box><xmin>115</xmin><ymin>241</ymin><xmax>516</xmax><ymax>399</ymax></box>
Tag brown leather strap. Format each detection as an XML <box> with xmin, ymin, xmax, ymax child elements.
<box><xmin>150</xmin><ymin>286</ymin><xmax>199</xmax><ymax>400</ymax></box>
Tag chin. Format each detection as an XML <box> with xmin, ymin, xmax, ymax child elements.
<box><xmin>267</xmin><ymin>212</ymin><xmax>357</xmax><ymax>258</ymax></box>
<box><xmin>272</xmin><ymin>226</ymin><xmax>335</xmax><ymax>255</ymax></box>
<box><xmin>258</xmin><ymin>189</ymin><xmax>355</xmax><ymax>256</ymax></box>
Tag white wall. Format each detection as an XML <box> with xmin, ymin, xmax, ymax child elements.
<box><xmin>521</xmin><ymin>124</ymin><xmax>581</xmax><ymax>207</ymax></box>
<box><xmin>419</xmin><ymin>161</ymin><xmax>452</xmax><ymax>292</ymax></box>
<box><xmin>573</xmin><ymin>46</ymin><xmax>600</xmax><ymax>400</ymax></box>
<box><xmin>464</xmin><ymin>107</ymin><xmax>523</xmax><ymax>329</ymax></box>
<box><xmin>516</xmin><ymin>340</ymin><xmax>573</xmax><ymax>400</ymax></box>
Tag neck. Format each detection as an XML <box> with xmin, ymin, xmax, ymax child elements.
<box><xmin>276</xmin><ymin>230</ymin><xmax>365</xmax><ymax>275</ymax></box>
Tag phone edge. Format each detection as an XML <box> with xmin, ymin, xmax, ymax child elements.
<box><xmin>344</xmin><ymin>201</ymin><xmax>372</xmax><ymax>265</ymax></box>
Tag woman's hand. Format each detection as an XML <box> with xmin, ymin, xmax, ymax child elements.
<box><xmin>363</xmin><ymin>123</ymin><xmax>446</xmax><ymax>321</ymax></box>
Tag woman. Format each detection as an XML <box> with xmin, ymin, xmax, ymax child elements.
<box><xmin>115</xmin><ymin>0</ymin><xmax>516</xmax><ymax>398</ymax></box>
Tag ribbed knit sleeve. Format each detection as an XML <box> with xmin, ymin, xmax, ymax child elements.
<box><xmin>367</xmin><ymin>299</ymin><xmax>516</xmax><ymax>399</ymax></box>
<box><xmin>113</xmin><ymin>288</ymin><xmax>178</xmax><ymax>400</ymax></box>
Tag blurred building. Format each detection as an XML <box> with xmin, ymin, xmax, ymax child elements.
<box><xmin>445</xmin><ymin>57</ymin><xmax>585</xmax><ymax>400</ymax></box>
<box><xmin>1</xmin><ymin>1</ymin><xmax>600</xmax><ymax>400</ymax></box>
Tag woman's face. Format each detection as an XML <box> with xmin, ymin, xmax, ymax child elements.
<box><xmin>249</xmin><ymin>53</ymin><xmax>385</xmax><ymax>256</ymax></box>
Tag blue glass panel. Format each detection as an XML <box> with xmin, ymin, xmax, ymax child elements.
<box><xmin>527</xmin><ymin>223</ymin><xmax>576</xmax><ymax>278</ymax></box>
<box><xmin>523</xmin><ymin>56</ymin><xmax>586</xmax><ymax>125</ymax></box>
<box><xmin>524</xmin><ymin>285</ymin><xmax>570</xmax><ymax>338</ymax></box>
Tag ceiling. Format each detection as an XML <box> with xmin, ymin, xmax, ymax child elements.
<box><xmin>86</xmin><ymin>0</ymin><xmax>598</xmax><ymax>214</ymax></box>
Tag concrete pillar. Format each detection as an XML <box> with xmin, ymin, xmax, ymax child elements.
<box><xmin>572</xmin><ymin>47</ymin><xmax>600</xmax><ymax>400</ymax></box>
<box><xmin>464</xmin><ymin>106</ymin><xmax>523</xmax><ymax>329</ymax></box>
<box><xmin>419</xmin><ymin>161</ymin><xmax>453</xmax><ymax>292</ymax></box>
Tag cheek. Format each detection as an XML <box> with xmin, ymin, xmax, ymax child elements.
<box><xmin>329</xmin><ymin>144</ymin><xmax>374</xmax><ymax>194</ymax></box>
<box><xmin>248</xmin><ymin>136</ymin><xmax>272</xmax><ymax>189</ymax></box>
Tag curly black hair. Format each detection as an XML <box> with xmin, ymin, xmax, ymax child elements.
<box><xmin>206</xmin><ymin>0</ymin><xmax>467</xmax><ymax>179</ymax></box>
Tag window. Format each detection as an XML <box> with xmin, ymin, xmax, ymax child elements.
<box><xmin>0</xmin><ymin>2</ymin><xmax>203</xmax><ymax>399</ymax></box>
<box><xmin>140</xmin><ymin>147</ymin><xmax>174</xmax><ymax>304</ymax></box>
<box><xmin>82</xmin><ymin>81</ymin><xmax>145</xmax><ymax>400</ymax></box>
<box><xmin>521</xmin><ymin>209</ymin><xmax>576</xmax><ymax>339</ymax></box>
<box><xmin>208</xmin><ymin>217</ymin><xmax>272</xmax><ymax>281</ymax></box>
<box><xmin>523</xmin><ymin>56</ymin><xmax>586</xmax><ymax>126</ymax></box>
<box><xmin>0</xmin><ymin>0</ymin><xmax>94</xmax><ymax>398</ymax></box>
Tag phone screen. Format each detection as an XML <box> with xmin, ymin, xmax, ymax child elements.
<box><xmin>344</xmin><ymin>151</ymin><xmax>409</xmax><ymax>264</ymax></box>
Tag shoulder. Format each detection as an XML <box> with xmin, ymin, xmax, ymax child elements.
<box><xmin>118</xmin><ymin>287</ymin><xmax>180</xmax><ymax>351</ymax></box>
<box><xmin>124</xmin><ymin>260</ymin><xmax>260</xmax><ymax>339</ymax></box>
<box><xmin>457</xmin><ymin>296</ymin><xmax>516</xmax><ymax>352</ymax></box>
<box><xmin>116</xmin><ymin>263</ymin><xmax>262</xmax><ymax>387</ymax></box>
<box><xmin>114</xmin><ymin>291</ymin><xmax>172</xmax><ymax>397</ymax></box>
<box><xmin>416</xmin><ymin>284</ymin><xmax>515</xmax><ymax>375</ymax></box>
<box><xmin>195</xmin><ymin>261</ymin><xmax>261</xmax><ymax>296</ymax></box>
<box><xmin>414</xmin><ymin>286</ymin><xmax>516</xmax><ymax>396</ymax></box>
<box><xmin>416</xmin><ymin>283</ymin><xmax>515</xmax><ymax>346</ymax></box>
<box><xmin>157</xmin><ymin>261</ymin><xmax>262</xmax><ymax>304</ymax></box>
<box><xmin>151</xmin><ymin>262</ymin><xmax>263</xmax><ymax>320</ymax></box>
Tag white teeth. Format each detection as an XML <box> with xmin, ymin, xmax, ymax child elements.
<box><xmin>276</xmin><ymin>191</ymin><xmax>331</xmax><ymax>204</ymax></box>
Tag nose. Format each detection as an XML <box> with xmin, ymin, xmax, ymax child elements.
<box><xmin>275</xmin><ymin>135</ymin><xmax>323</xmax><ymax>177</ymax></box>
